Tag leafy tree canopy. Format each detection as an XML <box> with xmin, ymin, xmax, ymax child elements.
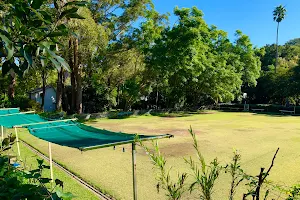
<box><xmin>146</xmin><ymin>7</ymin><xmax>260</xmax><ymax>107</ymax></box>
<box><xmin>0</xmin><ymin>0</ymin><xmax>87</xmax><ymax>76</ymax></box>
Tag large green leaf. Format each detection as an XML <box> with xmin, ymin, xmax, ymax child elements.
<box><xmin>56</xmin><ymin>55</ymin><xmax>70</xmax><ymax>71</ymax></box>
<box><xmin>40</xmin><ymin>11</ymin><xmax>52</xmax><ymax>21</ymax></box>
<box><xmin>39</xmin><ymin>55</ymin><xmax>48</xmax><ymax>67</ymax></box>
<box><xmin>65</xmin><ymin>13</ymin><xmax>85</xmax><ymax>19</ymax></box>
<box><xmin>54</xmin><ymin>187</ymin><xmax>75</xmax><ymax>200</ymax></box>
<box><xmin>20</xmin><ymin>47</ymin><xmax>33</xmax><ymax>66</ymax></box>
<box><xmin>50</xmin><ymin>37</ymin><xmax>62</xmax><ymax>46</ymax></box>
<box><xmin>13</xmin><ymin>17</ymin><xmax>22</xmax><ymax>30</ymax></box>
<box><xmin>39</xmin><ymin>42</ymin><xmax>54</xmax><ymax>49</ymax></box>
<box><xmin>42</xmin><ymin>46</ymin><xmax>70</xmax><ymax>71</ymax></box>
<box><xmin>31</xmin><ymin>0</ymin><xmax>45</xmax><ymax>9</ymax></box>
<box><xmin>5</xmin><ymin>43</ymin><xmax>14</xmax><ymax>61</ymax></box>
<box><xmin>57</xmin><ymin>24</ymin><xmax>68</xmax><ymax>32</ymax></box>
<box><xmin>0</xmin><ymin>34</ymin><xmax>14</xmax><ymax>60</ymax></box>
<box><xmin>59</xmin><ymin>7</ymin><xmax>78</xmax><ymax>19</ymax></box>
<box><xmin>30</xmin><ymin>8</ymin><xmax>51</xmax><ymax>24</ymax></box>
<box><xmin>48</xmin><ymin>57</ymin><xmax>61</xmax><ymax>71</ymax></box>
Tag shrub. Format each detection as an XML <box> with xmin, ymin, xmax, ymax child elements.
<box><xmin>107</xmin><ymin>111</ymin><xmax>134</xmax><ymax>119</ymax></box>
<box><xmin>12</xmin><ymin>95</ymin><xmax>42</xmax><ymax>112</ymax></box>
<box><xmin>0</xmin><ymin>94</ymin><xmax>11</xmax><ymax>108</ymax></box>
<box><xmin>0</xmin><ymin>134</ymin><xmax>73</xmax><ymax>200</ymax></box>
<box><xmin>40</xmin><ymin>111</ymin><xmax>66</xmax><ymax>119</ymax></box>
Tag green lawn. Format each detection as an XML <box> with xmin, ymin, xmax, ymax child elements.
<box><xmin>17</xmin><ymin>111</ymin><xmax>300</xmax><ymax>199</ymax></box>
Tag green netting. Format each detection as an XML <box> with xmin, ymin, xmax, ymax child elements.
<box><xmin>0</xmin><ymin>108</ymin><xmax>19</xmax><ymax>115</ymax></box>
<box><xmin>0</xmin><ymin>113</ymin><xmax>47</xmax><ymax>128</ymax></box>
<box><xmin>0</xmin><ymin>112</ymin><xmax>171</xmax><ymax>151</ymax></box>
<box><xmin>27</xmin><ymin>121</ymin><xmax>171</xmax><ymax>151</ymax></box>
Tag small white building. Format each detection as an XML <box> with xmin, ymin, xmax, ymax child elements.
<box><xmin>29</xmin><ymin>86</ymin><xmax>56</xmax><ymax>112</ymax></box>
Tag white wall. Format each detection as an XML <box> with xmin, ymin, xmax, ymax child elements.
<box><xmin>30</xmin><ymin>87</ymin><xmax>56</xmax><ymax>112</ymax></box>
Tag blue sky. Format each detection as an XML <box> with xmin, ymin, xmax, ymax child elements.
<box><xmin>152</xmin><ymin>0</ymin><xmax>300</xmax><ymax>47</ymax></box>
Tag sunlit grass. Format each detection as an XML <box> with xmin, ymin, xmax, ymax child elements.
<box><xmin>17</xmin><ymin>111</ymin><xmax>300</xmax><ymax>199</ymax></box>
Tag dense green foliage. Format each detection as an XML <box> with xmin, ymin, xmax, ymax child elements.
<box><xmin>0</xmin><ymin>1</ymin><xmax>298</xmax><ymax>112</ymax></box>
<box><xmin>146</xmin><ymin>8</ymin><xmax>260</xmax><ymax>108</ymax></box>
<box><xmin>0</xmin><ymin>0</ymin><xmax>87</xmax><ymax>75</ymax></box>
<box><xmin>0</xmin><ymin>135</ymin><xmax>73</xmax><ymax>200</ymax></box>
<box><xmin>246</xmin><ymin>39</ymin><xmax>300</xmax><ymax>104</ymax></box>
<box><xmin>0</xmin><ymin>1</ymin><xmax>263</xmax><ymax>112</ymax></box>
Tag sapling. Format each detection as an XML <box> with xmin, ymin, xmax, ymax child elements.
<box><xmin>184</xmin><ymin>127</ymin><xmax>221</xmax><ymax>200</ymax></box>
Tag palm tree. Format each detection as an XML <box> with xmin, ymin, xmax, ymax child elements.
<box><xmin>273</xmin><ymin>5</ymin><xmax>287</xmax><ymax>73</ymax></box>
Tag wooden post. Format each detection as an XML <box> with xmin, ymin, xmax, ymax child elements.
<box><xmin>1</xmin><ymin>126</ymin><xmax>3</xmax><ymax>142</ymax></box>
<box><xmin>14</xmin><ymin>127</ymin><xmax>20</xmax><ymax>157</ymax></box>
<box><xmin>132</xmin><ymin>143</ymin><xmax>137</xmax><ymax>200</ymax></box>
<box><xmin>48</xmin><ymin>142</ymin><xmax>54</xmax><ymax>182</ymax></box>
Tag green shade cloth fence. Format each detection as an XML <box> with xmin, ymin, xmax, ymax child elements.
<box><xmin>0</xmin><ymin>113</ymin><xmax>47</xmax><ymax>128</ymax></box>
<box><xmin>0</xmin><ymin>108</ymin><xmax>19</xmax><ymax>115</ymax></box>
<box><xmin>0</xmin><ymin>110</ymin><xmax>171</xmax><ymax>150</ymax></box>
<box><xmin>27</xmin><ymin>121</ymin><xmax>171</xmax><ymax>151</ymax></box>
<box><xmin>0</xmin><ymin>108</ymin><xmax>172</xmax><ymax>200</ymax></box>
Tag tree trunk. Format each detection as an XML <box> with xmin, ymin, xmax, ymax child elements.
<box><xmin>8</xmin><ymin>70</ymin><xmax>15</xmax><ymax>102</ymax></box>
<box><xmin>41</xmin><ymin>69</ymin><xmax>46</xmax><ymax>111</ymax></box>
<box><xmin>69</xmin><ymin>37</ymin><xmax>76</xmax><ymax>113</ymax></box>
<box><xmin>275</xmin><ymin>22</ymin><xmax>280</xmax><ymax>73</ymax></box>
<box><xmin>156</xmin><ymin>84</ymin><xmax>159</xmax><ymax>109</ymax></box>
<box><xmin>73</xmin><ymin>38</ymin><xmax>82</xmax><ymax>114</ymax></box>
<box><xmin>117</xmin><ymin>84</ymin><xmax>120</xmax><ymax>107</ymax></box>
<box><xmin>56</xmin><ymin>69</ymin><xmax>63</xmax><ymax>111</ymax></box>
<box><xmin>62</xmin><ymin>70</ymin><xmax>69</xmax><ymax>112</ymax></box>
<box><xmin>76</xmin><ymin>67</ymin><xmax>82</xmax><ymax>114</ymax></box>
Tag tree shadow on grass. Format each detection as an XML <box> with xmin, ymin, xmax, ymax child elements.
<box><xmin>149</xmin><ymin>110</ymin><xmax>216</xmax><ymax>118</ymax></box>
<box><xmin>150</xmin><ymin>112</ymin><xmax>192</xmax><ymax>118</ymax></box>
<box><xmin>251</xmin><ymin>112</ymin><xmax>300</xmax><ymax>117</ymax></box>
<box><xmin>219</xmin><ymin>110</ymin><xmax>298</xmax><ymax>117</ymax></box>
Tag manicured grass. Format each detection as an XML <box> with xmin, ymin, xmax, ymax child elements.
<box><xmin>10</xmin><ymin>142</ymin><xmax>99</xmax><ymax>200</ymax></box>
<box><xmin>17</xmin><ymin>111</ymin><xmax>300</xmax><ymax>199</ymax></box>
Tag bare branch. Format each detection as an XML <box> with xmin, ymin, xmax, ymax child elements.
<box><xmin>262</xmin><ymin>148</ymin><xmax>280</xmax><ymax>182</ymax></box>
